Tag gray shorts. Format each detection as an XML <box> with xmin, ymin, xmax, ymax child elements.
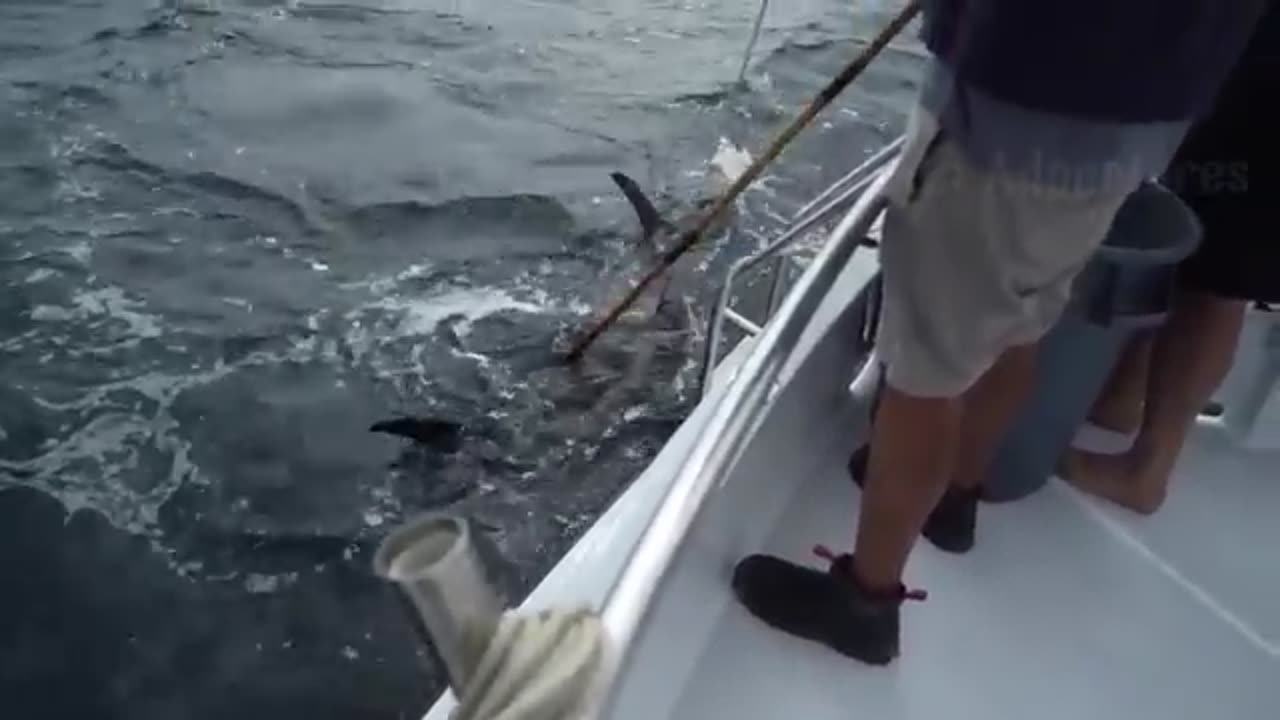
<box><xmin>877</xmin><ymin>110</ymin><xmax>1132</xmax><ymax>398</ymax></box>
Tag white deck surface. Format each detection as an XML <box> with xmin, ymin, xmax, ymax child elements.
<box><xmin>420</xmin><ymin>235</ymin><xmax>1276</xmax><ymax>720</ymax></box>
<box><xmin>672</xmin><ymin>422</ymin><xmax>1280</xmax><ymax>720</ymax></box>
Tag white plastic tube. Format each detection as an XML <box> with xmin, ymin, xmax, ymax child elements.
<box><xmin>374</xmin><ymin>513</ymin><xmax>504</xmax><ymax>693</ymax></box>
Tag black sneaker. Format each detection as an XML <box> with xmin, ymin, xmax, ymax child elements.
<box><xmin>731</xmin><ymin>545</ymin><xmax>926</xmax><ymax>666</ymax></box>
<box><xmin>923</xmin><ymin>485</ymin><xmax>979</xmax><ymax>553</ymax></box>
<box><xmin>847</xmin><ymin>445</ymin><xmax>979</xmax><ymax>554</ymax></box>
<box><xmin>847</xmin><ymin>444</ymin><xmax>871</xmax><ymax>486</ymax></box>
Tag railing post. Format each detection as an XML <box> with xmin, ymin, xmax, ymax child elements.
<box><xmin>764</xmin><ymin>254</ymin><xmax>789</xmax><ymax>319</ymax></box>
<box><xmin>697</xmin><ymin>137</ymin><xmax>903</xmax><ymax>397</ymax></box>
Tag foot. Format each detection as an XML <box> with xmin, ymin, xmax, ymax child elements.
<box><xmin>848</xmin><ymin>446</ymin><xmax>978</xmax><ymax>554</ymax></box>
<box><xmin>922</xmin><ymin>486</ymin><xmax>979</xmax><ymax>553</ymax></box>
<box><xmin>847</xmin><ymin>444</ymin><xmax>870</xmax><ymax>485</ymax></box>
<box><xmin>1059</xmin><ymin>449</ymin><xmax>1167</xmax><ymax>515</ymax></box>
<box><xmin>731</xmin><ymin>547</ymin><xmax>925</xmax><ymax>665</ymax></box>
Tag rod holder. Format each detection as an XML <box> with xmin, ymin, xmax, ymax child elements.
<box><xmin>374</xmin><ymin>514</ymin><xmax>505</xmax><ymax>694</ymax></box>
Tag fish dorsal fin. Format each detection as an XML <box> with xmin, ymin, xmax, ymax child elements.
<box><xmin>609</xmin><ymin>171</ymin><xmax>671</xmax><ymax>241</ymax></box>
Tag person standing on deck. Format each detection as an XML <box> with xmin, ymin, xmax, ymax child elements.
<box><xmin>731</xmin><ymin>0</ymin><xmax>1267</xmax><ymax>666</ymax></box>
<box><xmin>1062</xmin><ymin>3</ymin><xmax>1279</xmax><ymax>515</ymax></box>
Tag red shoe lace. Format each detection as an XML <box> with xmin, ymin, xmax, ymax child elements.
<box><xmin>813</xmin><ymin>544</ymin><xmax>928</xmax><ymax>602</ymax></box>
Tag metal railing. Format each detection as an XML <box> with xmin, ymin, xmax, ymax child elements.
<box><xmin>700</xmin><ymin>136</ymin><xmax>904</xmax><ymax>393</ymax></box>
<box><xmin>593</xmin><ymin>147</ymin><xmax>899</xmax><ymax>717</ymax></box>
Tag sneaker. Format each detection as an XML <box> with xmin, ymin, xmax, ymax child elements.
<box><xmin>731</xmin><ymin>545</ymin><xmax>926</xmax><ymax>665</ymax></box>
<box><xmin>847</xmin><ymin>445</ymin><xmax>979</xmax><ymax>554</ymax></box>
<box><xmin>922</xmin><ymin>486</ymin><xmax>979</xmax><ymax>554</ymax></box>
<box><xmin>847</xmin><ymin>444</ymin><xmax>871</xmax><ymax>485</ymax></box>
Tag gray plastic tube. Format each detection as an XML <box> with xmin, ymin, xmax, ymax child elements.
<box><xmin>984</xmin><ymin>182</ymin><xmax>1202</xmax><ymax>502</ymax></box>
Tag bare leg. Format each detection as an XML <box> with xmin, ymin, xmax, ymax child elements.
<box><xmin>1086</xmin><ymin>333</ymin><xmax>1155</xmax><ymax>434</ymax></box>
<box><xmin>852</xmin><ymin>386</ymin><xmax>962</xmax><ymax>589</ymax></box>
<box><xmin>852</xmin><ymin>340</ymin><xmax>1036</xmax><ymax>586</ymax></box>
<box><xmin>1064</xmin><ymin>290</ymin><xmax>1246</xmax><ymax>514</ymax></box>
<box><xmin>949</xmin><ymin>342</ymin><xmax>1038</xmax><ymax>490</ymax></box>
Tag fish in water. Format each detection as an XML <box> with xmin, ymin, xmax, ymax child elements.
<box><xmin>544</xmin><ymin>156</ymin><xmax>748</xmax><ymax>434</ymax></box>
<box><xmin>369</xmin><ymin>416</ymin><xmax>465</xmax><ymax>453</ymax></box>
<box><xmin>607</xmin><ymin>170</ymin><xmax>681</xmax><ymax>326</ymax></box>
<box><xmin>370</xmin><ymin>145</ymin><xmax>750</xmax><ymax>448</ymax></box>
<box><xmin>366</xmin><ymin>173</ymin><xmax>683</xmax><ymax>450</ymax></box>
<box><xmin>607</xmin><ymin>138</ymin><xmax>749</xmax><ymax>328</ymax></box>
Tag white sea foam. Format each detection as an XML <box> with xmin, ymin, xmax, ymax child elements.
<box><xmin>25</xmin><ymin>268</ymin><xmax>56</xmax><ymax>284</ymax></box>
<box><xmin>372</xmin><ymin>286</ymin><xmax>544</xmax><ymax>337</ymax></box>
<box><xmin>710</xmin><ymin>136</ymin><xmax>753</xmax><ymax>185</ymax></box>
<box><xmin>29</xmin><ymin>286</ymin><xmax>163</xmax><ymax>339</ymax></box>
<box><xmin>245</xmin><ymin>572</ymin><xmax>298</xmax><ymax>594</ymax></box>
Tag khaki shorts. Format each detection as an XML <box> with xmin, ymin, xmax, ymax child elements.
<box><xmin>877</xmin><ymin>110</ymin><xmax>1132</xmax><ymax>398</ymax></box>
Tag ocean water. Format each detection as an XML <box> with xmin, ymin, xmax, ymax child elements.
<box><xmin>0</xmin><ymin>1</ymin><xmax>923</xmax><ymax>717</ymax></box>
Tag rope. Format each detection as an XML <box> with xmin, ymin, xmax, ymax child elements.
<box><xmin>736</xmin><ymin>0</ymin><xmax>770</xmax><ymax>84</ymax></box>
<box><xmin>561</xmin><ymin>0</ymin><xmax>921</xmax><ymax>364</ymax></box>
<box><xmin>453</xmin><ymin>608</ymin><xmax>606</xmax><ymax>720</ymax></box>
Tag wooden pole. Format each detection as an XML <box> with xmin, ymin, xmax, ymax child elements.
<box><xmin>563</xmin><ymin>0</ymin><xmax>921</xmax><ymax>363</ymax></box>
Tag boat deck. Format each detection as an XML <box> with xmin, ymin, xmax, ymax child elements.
<box><xmin>670</xmin><ymin>421</ymin><xmax>1280</xmax><ymax>720</ymax></box>
<box><xmin>420</xmin><ymin>242</ymin><xmax>1276</xmax><ymax>720</ymax></box>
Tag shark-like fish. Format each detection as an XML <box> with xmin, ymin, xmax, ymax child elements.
<box><xmin>371</xmin><ymin>142</ymin><xmax>750</xmax><ymax>449</ymax></box>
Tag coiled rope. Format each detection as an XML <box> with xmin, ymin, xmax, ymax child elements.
<box><xmin>452</xmin><ymin>608</ymin><xmax>606</xmax><ymax>720</ymax></box>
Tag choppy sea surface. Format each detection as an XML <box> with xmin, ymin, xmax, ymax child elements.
<box><xmin>0</xmin><ymin>1</ymin><xmax>923</xmax><ymax>717</ymax></box>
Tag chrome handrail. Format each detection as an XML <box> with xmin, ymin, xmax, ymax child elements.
<box><xmin>594</xmin><ymin>161</ymin><xmax>895</xmax><ymax>718</ymax></box>
<box><xmin>700</xmin><ymin>136</ymin><xmax>903</xmax><ymax>392</ymax></box>
<box><xmin>792</xmin><ymin>135</ymin><xmax>904</xmax><ymax>222</ymax></box>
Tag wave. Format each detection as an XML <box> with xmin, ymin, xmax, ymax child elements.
<box><xmin>341</xmin><ymin>193</ymin><xmax>578</xmax><ymax>259</ymax></box>
<box><xmin>82</xmin><ymin>139</ymin><xmax>319</xmax><ymax>234</ymax></box>
<box><xmin>86</xmin><ymin>2</ymin><xmax>220</xmax><ymax>44</ymax></box>
<box><xmin>0</xmin><ymin>163</ymin><xmax>60</xmax><ymax>216</ymax></box>
<box><xmin>81</xmin><ymin>138</ymin><xmax>583</xmax><ymax>262</ymax></box>
<box><xmin>348</xmin><ymin>192</ymin><xmax>572</xmax><ymax>227</ymax></box>
<box><xmin>280</xmin><ymin>2</ymin><xmax>417</xmax><ymax>23</ymax></box>
<box><xmin>670</xmin><ymin>85</ymin><xmax>735</xmax><ymax>107</ymax></box>
<box><xmin>182</xmin><ymin>170</ymin><xmax>311</xmax><ymax>225</ymax></box>
<box><xmin>7</xmin><ymin>80</ymin><xmax>115</xmax><ymax>111</ymax></box>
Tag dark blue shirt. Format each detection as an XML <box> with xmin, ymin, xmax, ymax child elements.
<box><xmin>915</xmin><ymin>0</ymin><xmax>1267</xmax><ymax>191</ymax></box>
<box><xmin>921</xmin><ymin>0</ymin><xmax>1265</xmax><ymax>122</ymax></box>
